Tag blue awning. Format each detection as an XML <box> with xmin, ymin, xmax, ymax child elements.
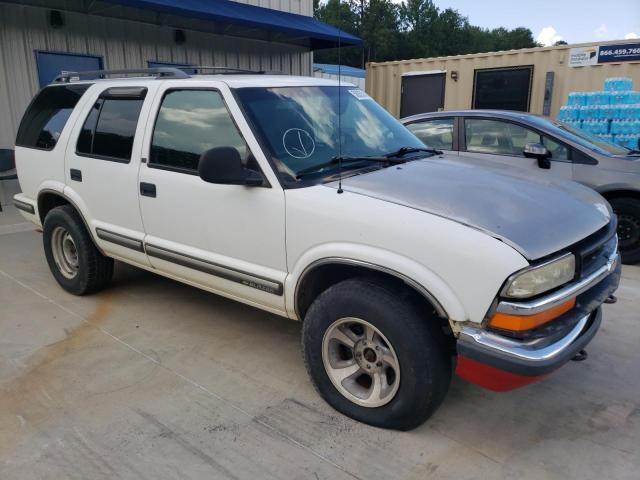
<box><xmin>102</xmin><ymin>0</ymin><xmax>362</xmax><ymax>50</ymax></box>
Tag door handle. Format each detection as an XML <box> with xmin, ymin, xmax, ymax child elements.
<box><xmin>140</xmin><ymin>182</ymin><xmax>156</xmax><ymax>198</ymax></box>
<box><xmin>70</xmin><ymin>169</ymin><xmax>82</xmax><ymax>182</ymax></box>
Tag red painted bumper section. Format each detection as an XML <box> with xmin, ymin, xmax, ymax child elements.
<box><xmin>455</xmin><ymin>355</ymin><xmax>549</xmax><ymax>392</ymax></box>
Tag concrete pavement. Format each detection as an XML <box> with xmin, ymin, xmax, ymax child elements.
<box><xmin>1</xmin><ymin>205</ymin><xmax>639</xmax><ymax>480</ymax></box>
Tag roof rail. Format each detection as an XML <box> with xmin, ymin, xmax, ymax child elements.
<box><xmin>189</xmin><ymin>66</ymin><xmax>266</xmax><ymax>75</ymax></box>
<box><xmin>53</xmin><ymin>67</ymin><xmax>190</xmax><ymax>83</ymax></box>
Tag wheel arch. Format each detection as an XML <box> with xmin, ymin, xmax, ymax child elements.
<box><xmin>37</xmin><ymin>189</ymin><xmax>104</xmax><ymax>254</ymax></box>
<box><xmin>599</xmin><ymin>188</ymin><xmax>640</xmax><ymax>202</ymax></box>
<box><xmin>293</xmin><ymin>257</ymin><xmax>460</xmax><ymax>325</ymax></box>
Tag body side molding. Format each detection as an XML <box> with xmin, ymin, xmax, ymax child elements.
<box><xmin>13</xmin><ymin>198</ymin><xmax>35</xmax><ymax>214</ymax></box>
<box><xmin>96</xmin><ymin>228</ymin><xmax>144</xmax><ymax>252</ymax></box>
<box><xmin>145</xmin><ymin>243</ymin><xmax>283</xmax><ymax>296</ymax></box>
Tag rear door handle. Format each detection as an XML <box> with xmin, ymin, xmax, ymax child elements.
<box><xmin>70</xmin><ymin>169</ymin><xmax>82</xmax><ymax>182</ymax></box>
<box><xmin>140</xmin><ymin>182</ymin><xmax>156</xmax><ymax>198</ymax></box>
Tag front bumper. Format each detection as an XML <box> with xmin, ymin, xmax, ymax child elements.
<box><xmin>455</xmin><ymin>252</ymin><xmax>621</xmax><ymax>392</ymax></box>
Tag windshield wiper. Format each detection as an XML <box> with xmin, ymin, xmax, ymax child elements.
<box><xmin>384</xmin><ymin>146</ymin><xmax>443</xmax><ymax>157</ymax></box>
<box><xmin>627</xmin><ymin>149</ymin><xmax>640</xmax><ymax>155</ymax></box>
<box><xmin>296</xmin><ymin>155</ymin><xmax>405</xmax><ymax>179</ymax></box>
<box><xmin>296</xmin><ymin>147</ymin><xmax>441</xmax><ymax>179</ymax></box>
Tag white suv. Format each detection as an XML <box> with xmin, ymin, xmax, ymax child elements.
<box><xmin>13</xmin><ymin>68</ymin><xmax>620</xmax><ymax>430</ymax></box>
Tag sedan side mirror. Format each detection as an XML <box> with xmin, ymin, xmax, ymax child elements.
<box><xmin>198</xmin><ymin>147</ymin><xmax>265</xmax><ymax>186</ymax></box>
<box><xmin>523</xmin><ymin>142</ymin><xmax>551</xmax><ymax>169</ymax></box>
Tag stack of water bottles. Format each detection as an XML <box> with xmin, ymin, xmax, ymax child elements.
<box><xmin>558</xmin><ymin>77</ymin><xmax>640</xmax><ymax>150</ymax></box>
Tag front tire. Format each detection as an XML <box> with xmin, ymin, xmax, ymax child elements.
<box><xmin>302</xmin><ymin>277</ymin><xmax>451</xmax><ymax>430</ymax></box>
<box><xmin>611</xmin><ymin>197</ymin><xmax>640</xmax><ymax>264</ymax></box>
<box><xmin>43</xmin><ymin>205</ymin><xmax>114</xmax><ymax>295</ymax></box>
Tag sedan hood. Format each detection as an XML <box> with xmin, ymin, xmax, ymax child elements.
<box><xmin>328</xmin><ymin>158</ymin><xmax>611</xmax><ymax>260</ymax></box>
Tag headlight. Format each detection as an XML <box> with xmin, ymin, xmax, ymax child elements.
<box><xmin>502</xmin><ymin>253</ymin><xmax>576</xmax><ymax>299</ymax></box>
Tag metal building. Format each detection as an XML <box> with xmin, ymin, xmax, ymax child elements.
<box><xmin>313</xmin><ymin>63</ymin><xmax>366</xmax><ymax>89</ymax></box>
<box><xmin>0</xmin><ymin>0</ymin><xmax>360</xmax><ymax>207</ymax></box>
<box><xmin>366</xmin><ymin>39</ymin><xmax>640</xmax><ymax>119</ymax></box>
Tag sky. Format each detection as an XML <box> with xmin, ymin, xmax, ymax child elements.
<box><xmin>389</xmin><ymin>0</ymin><xmax>640</xmax><ymax>46</ymax></box>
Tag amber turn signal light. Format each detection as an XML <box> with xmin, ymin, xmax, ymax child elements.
<box><xmin>489</xmin><ymin>298</ymin><xmax>576</xmax><ymax>332</ymax></box>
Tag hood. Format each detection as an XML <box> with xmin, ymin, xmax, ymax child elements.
<box><xmin>328</xmin><ymin>158</ymin><xmax>611</xmax><ymax>260</ymax></box>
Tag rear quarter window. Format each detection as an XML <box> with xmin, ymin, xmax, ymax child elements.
<box><xmin>16</xmin><ymin>84</ymin><xmax>91</xmax><ymax>150</ymax></box>
<box><xmin>76</xmin><ymin>87</ymin><xmax>146</xmax><ymax>162</ymax></box>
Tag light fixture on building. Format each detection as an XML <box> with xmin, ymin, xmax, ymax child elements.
<box><xmin>174</xmin><ymin>29</ymin><xmax>186</xmax><ymax>45</ymax></box>
<box><xmin>450</xmin><ymin>70</ymin><xmax>458</xmax><ymax>82</ymax></box>
<box><xmin>48</xmin><ymin>10</ymin><xmax>64</xmax><ymax>29</ymax></box>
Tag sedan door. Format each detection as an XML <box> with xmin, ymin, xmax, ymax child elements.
<box><xmin>458</xmin><ymin>118</ymin><xmax>573</xmax><ymax>180</ymax></box>
<box><xmin>137</xmin><ymin>82</ymin><xmax>287</xmax><ymax>314</ymax></box>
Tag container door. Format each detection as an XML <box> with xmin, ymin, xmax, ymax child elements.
<box><xmin>400</xmin><ymin>72</ymin><xmax>446</xmax><ymax>117</ymax></box>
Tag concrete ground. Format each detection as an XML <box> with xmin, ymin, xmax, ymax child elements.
<box><xmin>1</xmin><ymin>204</ymin><xmax>639</xmax><ymax>480</ymax></box>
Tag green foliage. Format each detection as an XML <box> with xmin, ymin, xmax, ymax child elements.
<box><xmin>314</xmin><ymin>0</ymin><xmax>539</xmax><ymax>66</ymax></box>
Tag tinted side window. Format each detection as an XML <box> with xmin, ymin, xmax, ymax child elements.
<box><xmin>16</xmin><ymin>84</ymin><xmax>91</xmax><ymax>150</ymax></box>
<box><xmin>150</xmin><ymin>90</ymin><xmax>249</xmax><ymax>172</ymax></box>
<box><xmin>542</xmin><ymin>136</ymin><xmax>570</xmax><ymax>161</ymax></box>
<box><xmin>465</xmin><ymin>119</ymin><xmax>540</xmax><ymax>156</ymax></box>
<box><xmin>406</xmin><ymin>119</ymin><xmax>454</xmax><ymax>150</ymax></box>
<box><xmin>77</xmin><ymin>91</ymin><xmax>145</xmax><ymax>161</ymax></box>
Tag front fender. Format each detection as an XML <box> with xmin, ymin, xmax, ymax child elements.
<box><xmin>285</xmin><ymin>242</ymin><xmax>467</xmax><ymax>323</ymax></box>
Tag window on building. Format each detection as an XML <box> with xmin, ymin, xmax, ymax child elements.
<box><xmin>77</xmin><ymin>88</ymin><xmax>146</xmax><ymax>161</ymax></box>
<box><xmin>465</xmin><ymin>119</ymin><xmax>541</xmax><ymax>156</ymax></box>
<box><xmin>473</xmin><ymin>66</ymin><xmax>533</xmax><ymax>112</ymax></box>
<box><xmin>16</xmin><ymin>84</ymin><xmax>91</xmax><ymax>150</ymax></box>
<box><xmin>406</xmin><ymin>118</ymin><xmax>455</xmax><ymax>150</ymax></box>
<box><xmin>149</xmin><ymin>90</ymin><xmax>250</xmax><ymax>173</ymax></box>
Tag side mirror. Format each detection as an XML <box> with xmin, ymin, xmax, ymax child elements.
<box><xmin>523</xmin><ymin>142</ymin><xmax>551</xmax><ymax>169</ymax></box>
<box><xmin>198</xmin><ymin>147</ymin><xmax>265</xmax><ymax>186</ymax></box>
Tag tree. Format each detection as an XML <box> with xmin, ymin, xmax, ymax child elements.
<box><xmin>313</xmin><ymin>0</ymin><xmax>538</xmax><ymax>67</ymax></box>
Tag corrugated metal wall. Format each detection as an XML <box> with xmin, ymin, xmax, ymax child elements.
<box><xmin>366</xmin><ymin>40</ymin><xmax>640</xmax><ymax>118</ymax></box>
<box><xmin>0</xmin><ymin>1</ymin><xmax>313</xmax><ymax>149</ymax></box>
<box><xmin>233</xmin><ymin>0</ymin><xmax>313</xmax><ymax>16</ymax></box>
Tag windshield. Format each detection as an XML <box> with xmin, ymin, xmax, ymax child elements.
<box><xmin>531</xmin><ymin>117</ymin><xmax>632</xmax><ymax>156</ymax></box>
<box><xmin>235</xmin><ymin>86</ymin><xmax>425</xmax><ymax>181</ymax></box>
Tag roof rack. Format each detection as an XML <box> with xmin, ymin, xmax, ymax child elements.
<box><xmin>188</xmin><ymin>66</ymin><xmax>267</xmax><ymax>75</ymax></box>
<box><xmin>52</xmin><ymin>66</ymin><xmax>276</xmax><ymax>84</ymax></box>
<box><xmin>53</xmin><ymin>67</ymin><xmax>190</xmax><ymax>83</ymax></box>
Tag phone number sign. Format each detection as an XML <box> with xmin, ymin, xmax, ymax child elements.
<box><xmin>598</xmin><ymin>43</ymin><xmax>640</xmax><ymax>63</ymax></box>
<box><xmin>569</xmin><ymin>42</ymin><xmax>640</xmax><ymax>67</ymax></box>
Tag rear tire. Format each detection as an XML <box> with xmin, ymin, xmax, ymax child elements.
<box><xmin>302</xmin><ymin>277</ymin><xmax>451</xmax><ymax>430</ymax></box>
<box><xmin>610</xmin><ymin>197</ymin><xmax>640</xmax><ymax>264</ymax></box>
<box><xmin>43</xmin><ymin>205</ymin><xmax>113</xmax><ymax>295</ymax></box>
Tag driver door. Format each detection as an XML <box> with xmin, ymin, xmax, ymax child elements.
<box><xmin>137</xmin><ymin>82</ymin><xmax>287</xmax><ymax>313</ymax></box>
<box><xmin>458</xmin><ymin>118</ymin><xmax>573</xmax><ymax>181</ymax></box>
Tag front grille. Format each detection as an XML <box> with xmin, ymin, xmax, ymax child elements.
<box><xmin>572</xmin><ymin>219</ymin><xmax>617</xmax><ymax>278</ymax></box>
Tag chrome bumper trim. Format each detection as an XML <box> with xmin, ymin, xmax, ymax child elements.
<box><xmin>460</xmin><ymin>314</ymin><xmax>589</xmax><ymax>362</ymax></box>
<box><xmin>497</xmin><ymin>250</ymin><xmax>619</xmax><ymax>316</ymax></box>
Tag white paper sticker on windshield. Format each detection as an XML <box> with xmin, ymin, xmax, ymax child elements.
<box><xmin>348</xmin><ymin>89</ymin><xmax>369</xmax><ymax>100</ymax></box>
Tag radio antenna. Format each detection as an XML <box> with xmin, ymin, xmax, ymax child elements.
<box><xmin>336</xmin><ymin>0</ymin><xmax>344</xmax><ymax>194</ymax></box>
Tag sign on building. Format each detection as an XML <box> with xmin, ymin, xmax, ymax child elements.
<box><xmin>569</xmin><ymin>42</ymin><xmax>640</xmax><ymax>67</ymax></box>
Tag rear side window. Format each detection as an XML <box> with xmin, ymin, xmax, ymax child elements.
<box><xmin>406</xmin><ymin>118</ymin><xmax>454</xmax><ymax>150</ymax></box>
<box><xmin>77</xmin><ymin>87</ymin><xmax>146</xmax><ymax>162</ymax></box>
<box><xmin>16</xmin><ymin>84</ymin><xmax>91</xmax><ymax>150</ymax></box>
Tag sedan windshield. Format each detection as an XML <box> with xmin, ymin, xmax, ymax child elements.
<box><xmin>235</xmin><ymin>86</ymin><xmax>426</xmax><ymax>181</ymax></box>
<box><xmin>530</xmin><ymin>117</ymin><xmax>632</xmax><ymax>156</ymax></box>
